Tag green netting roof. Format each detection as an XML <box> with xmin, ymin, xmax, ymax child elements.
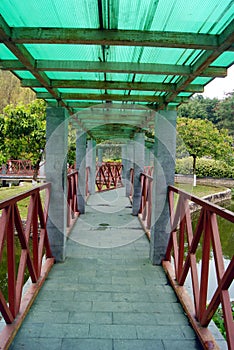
<box><xmin>0</xmin><ymin>0</ymin><xmax>233</xmax><ymax>139</ymax></box>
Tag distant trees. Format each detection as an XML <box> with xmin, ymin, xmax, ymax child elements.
<box><xmin>178</xmin><ymin>93</ymin><xmax>234</xmax><ymax>137</ymax></box>
<box><xmin>0</xmin><ymin>71</ymin><xmax>35</xmax><ymax>113</ymax></box>
<box><xmin>177</xmin><ymin>117</ymin><xmax>233</xmax><ymax>186</ymax></box>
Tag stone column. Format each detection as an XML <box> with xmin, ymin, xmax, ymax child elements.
<box><xmin>125</xmin><ymin>140</ymin><xmax>134</xmax><ymax>197</ymax></box>
<box><xmin>45</xmin><ymin>107</ymin><xmax>68</xmax><ymax>262</ymax></box>
<box><xmin>132</xmin><ymin>133</ymin><xmax>145</xmax><ymax>216</ymax></box>
<box><xmin>86</xmin><ymin>139</ymin><xmax>96</xmax><ymax>194</ymax></box>
<box><xmin>76</xmin><ymin>131</ymin><xmax>87</xmax><ymax>214</ymax></box>
<box><xmin>145</xmin><ymin>147</ymin><xmax>150</xmax><ymax>166</ymax></box>
<box><xmin>150</xmin><ymin>110</ymin><xmax>177</xmax><ymax>265</ymax></box>
<box><xmin>97</xmin><ymin>147</ymin><xmax>103</xmax><ymax>166</ymax></box>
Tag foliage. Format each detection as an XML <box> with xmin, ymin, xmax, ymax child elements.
<box><xmin>0</xmin><ymin>71</ymin><xmax>35</xmax><ymax>113</ymax></box>
<box><xmin>215</xmin><ymin>92</ymin><xmax>234</xmax><ymax>137</ymax></box>
<box><xmin>177</xmin><ymin>117</ymin><xmax>233</xmax><ymax>179</ymax></box>
<box><xmin>212</xmin><ymin>303</ymin><xmax>234</xmax><ymax>339</ymax></box>
<box><xmin>0</xmin><ymin>100</ymin><xmax>46</xmax><ymax>174</ymax></box>
<box><xmin>178</xmin><ymin>95</ymin><xmax>220</xmax><ymax>124</ymax></box>
<box><xmin>176</xmin><ymin>157</ymin><xmax>234</xmax><ymax>179</ymax></box>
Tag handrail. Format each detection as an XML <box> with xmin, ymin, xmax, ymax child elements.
<box><xmin>67</xmin><ymin>170</ymin><xmax>79</xmax><ymax>229</ymax></box>
<box><xmin>3</xmin><ymin>160</ymin><xmax>34</xmax><ymax>176</ymax></box>
<box><xmin>163</xmin><ymin>185</ymin><xmax>234</xmax><ymax>350</ymax></box>
<box><xmin>0</xmin><ymin>183</ymin><xmax>54</xmax><ymax>326</ymax></box>
<box><xmin>96</xmin><ymin>162</ymin><xmax>123</xmax><ymax>192</ymax></box>
<box><xmin>139</xmin><ymin>172</ymin><xmax>153</xmax><ymax>237</ymax></box>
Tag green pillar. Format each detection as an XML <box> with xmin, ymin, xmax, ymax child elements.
<box><xmin>45</xmin><ymin>107</ymin><xmax>68</xmax><ymax>262</ymax></box>
<box><xmin>150</xmin><ymin>110</ymin><xmax>177</xmax><ymax>265</ymax></box>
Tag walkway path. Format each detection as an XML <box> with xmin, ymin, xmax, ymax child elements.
<box><xmin>10</xmin><ymin>188</ymin><xmax>202</xmax><ymax>350</ymax></box>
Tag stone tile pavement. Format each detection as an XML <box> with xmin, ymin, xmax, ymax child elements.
<box><xmin>10</xmin><ymin>188</ymin><xmax>202</xmax><ymax>350</ymax></box>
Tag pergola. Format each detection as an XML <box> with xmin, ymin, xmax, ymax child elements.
<box><xmin>0</xmin><ymin>1</ymin><xmax>233</xmax><ymax>262</ymax></box>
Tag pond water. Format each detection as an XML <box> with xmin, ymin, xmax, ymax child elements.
<box><xmin>185</xmin><ymin>200</ymin><xmax>234</xmax><ymax>301</ymax></box>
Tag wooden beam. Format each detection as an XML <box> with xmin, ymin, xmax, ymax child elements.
<box><xmin>21</xmin><ymin>78</ymin><xmax>204</xmax><ymax>93</ymax></box>
<box><xmin>9</xmin><ymin>27</ymin><xmax>219</xmax><ymax>50</ymax></box>
<box><xmin>0</xmin><ymin>59</ymin><xmax>227</xmax><ymax>78</ymax></box>
<box><xmin>33</xmin><ymin>60</ymin><xmax>227</xmax><ymax>78</ymax></box>
<box><xmin>0</xmin><ymin>15</ymin><xmax>73</xmax><ymax>114</ymax></box>
<box><xmin>37</xmin><ymin>91</ymin><xmax>189</xmax><ymax>104</ymax></box>
<box><xmin>165</xmin><ymin>19</ymin><xmax>234</xmax><ymax>105</ymax></box>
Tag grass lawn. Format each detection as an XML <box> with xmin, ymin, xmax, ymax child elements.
<box><xmin>0</xmin><ymin>182</ymin><xmax>34</xmax><ymax>201</ymax></box>
<box><xmin>0</xmin><ymin>182</ymin><xmax>45</xmax><ymax>219</ymax></box>
<box><xmin>175</xmin><ymin>182</ymin><xmax>228</xmax><ymax>198</ymax></box>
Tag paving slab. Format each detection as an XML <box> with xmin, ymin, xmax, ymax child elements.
<box><xmin>10</xmin><ymin>188</ymin><xmax>202</xmax><ymax>350</ymax></box>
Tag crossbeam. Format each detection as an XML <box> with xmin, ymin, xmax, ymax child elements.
<box><xmin>0</xmin><ymin>59</ymin><xmax>226</xmax><ymax>78</ymax></box>
<box><xmin>4</xmin><ymin>27</ymin><xmax>220</xmax><ymax>50</ymax></box>
<box><xmin>21</xmin><ymin>78</ymin><xmax>203</xmax><ymax>93</ymax></box>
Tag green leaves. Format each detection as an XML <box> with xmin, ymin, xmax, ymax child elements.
<box><xmin>0</xmin><ymin>99</ymin><xmax>46</xmax><ymax>167</ymax></box>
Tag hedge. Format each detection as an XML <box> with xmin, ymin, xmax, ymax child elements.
<box><xmin>176</xmin><ymin>157</ymin><xmax>234</xmax><ymax>179</ymax></box>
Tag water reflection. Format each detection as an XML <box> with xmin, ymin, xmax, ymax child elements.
<box><xmin>185</xmin><ymin>200</ymin><xmax>234</xmax><ymax>300</ymax></box>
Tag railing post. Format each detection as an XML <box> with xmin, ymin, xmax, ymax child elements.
<box><xmin>132</xmin><ymin>133</ymin><xmax>145</xmax><ymax>216</ymax></box>
<box><xmin>76</xmin><ymin>131</ymin><xmax>87</xmax><ymax>214</ymax></box>
<box><xmin>45</xmin><ymin>107</ymin><xmax>68</xmax><ymax>262</ymax></box>
<box><xmin>150</xmin><ymin>110</ymin><xmax>177</xmax><ymax>265</ymax></box>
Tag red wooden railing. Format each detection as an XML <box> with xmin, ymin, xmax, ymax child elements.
<box><xmin>67</xmin><ymin>171</ymin><xmax>79</xmax><ymax>229</ymax></box>
<box><xmin>86</xmin><ymin>166</ymin><xmax>90</xmax><ymax>198</ymax></box>
<box><xmin>0</xmin><ymin>183</ymin><xmax>54</xmax><ymax>343</ymax></box>
<box><xmin>96</xmin><ymin>162</ymin><xmax>123</xmax><ymax>192</ymax></box>
<box><xmin>139</xmin><ymin>172</ymin><xmax>153</xmax><ymax>238</ymax></box>
<box><xmin>4</xmin><ymin>160</ymin><xmax>34</xmax><ymax>175</ymax></box>
<box><xmin>163</xmin><ymin>185</ymin><xmax>234</xmax><ymax>350</ymax></box>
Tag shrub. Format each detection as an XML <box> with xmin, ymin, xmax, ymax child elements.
<box><xmin>176</xmin><ymin>157</ymin><xmax>234</xmax><ymax>179</ymax></box>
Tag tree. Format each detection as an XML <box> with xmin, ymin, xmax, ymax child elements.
<box><xmin>177</xmin><ymin>117</ymin><xmax>233</xmax><ymax>186</ymax></box>
<box><xmin>0</xmin><ymin>70</ymin><xmax>35</xmax><ymax>113</ymax></box>
<box><xmin>1</xmin><ymin>99</ymin><xmax>46</xmax><ymax>178</ymax></box>
<box><xmin>178</xmin><ymin>95</ymin><xmax>220</xmax><ymax>124</ymax></box>
<box><xmin>215</xmin><ymin>91</ymin><xmax>234</xmax><ymax>137</ymax></box>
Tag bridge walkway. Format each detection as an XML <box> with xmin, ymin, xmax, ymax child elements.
<box><xmin>10</xmin><ymin>188</ymin><xmax>202</xmax><ymax>350</ymax></box>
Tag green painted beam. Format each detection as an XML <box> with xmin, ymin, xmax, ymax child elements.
<box><xmin>37</xmin><ymin>91</ymin><xmax>189</xmax><ymax>103</ymax></box>
<box><xmin>34</xmin><ymin>60</ymin><xmax>227</xmax><ymax>77</ymax></box>
<box><xmin>0</xmin><ymin>59</ymin><xmax>227</xmax><ymax>78</ymax></box>
<box><xmin>10</xmin><ymin>27</ymin><xmax>219</xmax><ymax>50</ymax></box>
<box><xmin>165</xmin><ymin>19</ymin><xmax>234</xmax><ymax>105</ymax></box>
<box><xmin>21</xmin><ymin>78</ymin><xmax>204</xmax><ymax>93</ymax></box>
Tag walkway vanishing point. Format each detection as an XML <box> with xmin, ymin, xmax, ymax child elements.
<box><xmin>9</xmin><ymin>187</ymin><xmax>205</xmax><ymax>350</ymax></box>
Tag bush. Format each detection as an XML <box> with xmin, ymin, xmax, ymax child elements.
<box><xmin>176</xmin><ymin>157</ymin><xmax>234</xmax><ymax>179</ymax></box>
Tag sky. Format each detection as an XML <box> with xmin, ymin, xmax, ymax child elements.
<box><xmin>201</xmin><ymin>64</ymin><xmax>234</xmax><ymax>100</ymax></box>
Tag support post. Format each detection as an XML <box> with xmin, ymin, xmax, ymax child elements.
<box><xmin>86</xmin><ymin>139</ymin><xmax>96</xmax><ymax>194</ymax></box>
<box><xmin>150</xmin><ymin>110</ymin><xmax>177</xmax><ymax>265</ymax></box>
<box><xmin>76</xmin><ymin>131</ymin><xmax>87</xmax><ymax>214</ymax></box>
<box><xmin>97</xmin><ymin>147</ymin><xmax>103</xmax><ymax>166</ymax></box>
<box><xmin>45</xmin><ymin>107</ymin><xmax>68</xmax><ymax>262</ymax></box>
<box><xmin>145</xmin><ymin>147</ymin><xmax>151</xmax><ymax>166</ymax></box>
<box><xmin>132</xmin><ymin>133</ymin><xmax>145</xmax><ymax>215</ymax></box>
<box><xmin>125</xmin><ymin>140</ymin><xmax>134</xmax><ymax>197</ymax></box>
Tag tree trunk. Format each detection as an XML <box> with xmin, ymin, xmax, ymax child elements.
<box><xmin>192</xmin><ymin>155</ymin><xmax>197</xmax><ymax>187</ymax></box>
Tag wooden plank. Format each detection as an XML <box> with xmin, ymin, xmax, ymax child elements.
<box><xmin>34</xmin><ymin>60</ymin><xmax>227</xmax><ymax>77</ymax></box>
<box><xmin>162</xmin><ymin>260</ymin><xmax>220</xmax><ymax>350</ymax></box>
<box><xmin>165</xmin><ymin>19</ymin><xmax>234</xmax><ymax>105</ymax></box>
<box><xmin>21</xmin><ymin>78</ymin><xmax>204</xmax><ymax>93</ymax></box>
<box><xmin>37</xmin><ymin>92</ymin><xmax>189</xmax><ymax>103</ymax></box>
<box><xmin>10</xmin><ymin>27</ymin><xmax>219</xmax><ymax>50</ymax></box>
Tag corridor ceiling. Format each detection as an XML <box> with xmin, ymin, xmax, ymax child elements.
<box><xmin>0</xmin><ymin>0</ymin><xmax>233</xmax><ymax>140</ymax></box>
